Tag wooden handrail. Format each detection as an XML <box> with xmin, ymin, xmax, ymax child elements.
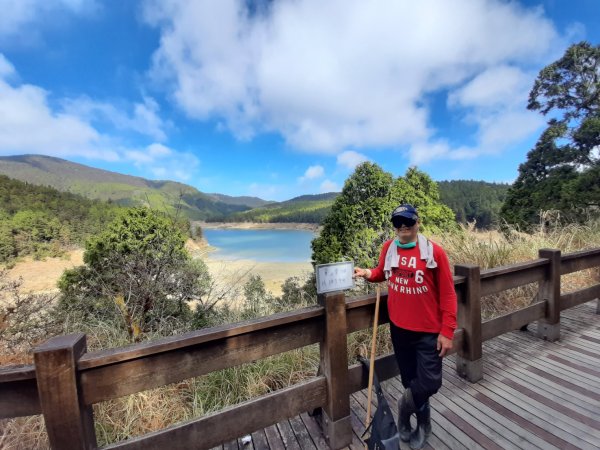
<box><xmin>0</xmin><ymin>364</ymin><xmax>36</xmax><ymax>382</ymax></box>
<box><xmin>103</xmin><ymin>376</ymin><xmax>327</xmax><ymax>450</ymax></box>
<box><xmin>480</xmin><ymin>258</ymin><xmax>548</xmax><ymax>296</ymax></box>
<box><xmin>80</xmin><ymin>309</ymin><xmax>325</xmax><ymax>405</ymax></box>
<box><xmin>78</xmin><ymin>306</ymin><xmax>324</xmax><ymax>370</ymax></box>
<box><xmin>561</xmin><ymin>284</ymin><xmax>600</xmax><ymax>310</ymax></box>
<box><xmin>1</xmin><ymin>247</ymin><xmax>599</xmax><ymax>450</ymax></box>
<box><xmin>560</xmin><ymin>247</ymin><xmax>600</xmax><ymax>274</ymax></box>
<box><xmin>481</xmin><ymin>301</ymin><xmax>547</xmax><ymax>341</ymax></box>
<box><xmin>0</xmin><ymin>364</ymin><xmax>40</xmax><ymax>419</ymax></box>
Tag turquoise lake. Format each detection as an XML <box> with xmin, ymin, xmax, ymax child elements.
<box><xmin>203</xmin><ymin>229</ymin><xmax>316</xmax><ymax>262</ymax></box>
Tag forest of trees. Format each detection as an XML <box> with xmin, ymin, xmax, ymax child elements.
<box><xmin>0</xmin><ymin>175</ymin><xmax>123</xmax><ymax>262</ymax></box>
<box><xmin>438</xmin><ymin>181</ymin><xmax>510</xmax><ymax>228</ymax></box>
<box><xmin>215</xmin><ymin>193</ymin><xmax>338</xmax><ymax>224</ymax></box>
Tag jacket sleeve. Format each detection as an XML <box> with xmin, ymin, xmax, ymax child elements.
<box><xmin>367</xmin><ymin>240</ymin><xmax>392</xmax><ymax>283</ymax></box>
<box><xmin>434</xmin><ymin>244</ymin><xmax>457</xmax><ymax>339</ymax></box>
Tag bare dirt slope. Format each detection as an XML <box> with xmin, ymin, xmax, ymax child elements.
<box><xmin>5</xmin><ymin>249</ymin><xmax>84</xmax><ymax>294</ymax></box>
<box><xmin>6</xmin><ymin>242</ymin><xmax>312</xmax><ymax>298</ymax></box>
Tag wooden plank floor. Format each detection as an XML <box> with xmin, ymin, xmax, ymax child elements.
<box><xmin>217</xmin><ymin>301</ymin><xmax>600</xmax><ymax>450</ymax></box>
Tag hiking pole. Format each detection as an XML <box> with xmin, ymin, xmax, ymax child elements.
<box><xmin>364</xmin><ymin>285</ymin><xmax>381</xmax><ymax>445</ymax></box>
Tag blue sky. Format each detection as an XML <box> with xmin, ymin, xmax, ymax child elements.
<box><xmin>0</xmin><ymin>0</ymin><xmax>598</xmax><ymax>201</ymax></box>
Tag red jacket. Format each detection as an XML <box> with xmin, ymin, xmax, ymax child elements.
<box><xmin>368</xmin><ymin>239</ymin><xmax>457</xmax><ymax>339</ymax></box>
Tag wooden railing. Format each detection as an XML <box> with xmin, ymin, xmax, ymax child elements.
<box><xmin>1</xmin><ymin>247</ymin><xmax>599</xmax><ymax>450</ymax></box>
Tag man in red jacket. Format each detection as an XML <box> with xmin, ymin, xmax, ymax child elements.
<box><xmin>354</xmin><ymin>204</ymin><xmax>457</xmax><ymax>450</ymax></box>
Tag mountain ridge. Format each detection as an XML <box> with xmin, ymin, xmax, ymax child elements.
<box><xmin>0</xmin><ymin>155</ymin><xmax>255</xmax><ymax>220</ymax></box>
<box><xmin>0</xmin><ymin>155</ymin><xmax>513</xmax><ymax>228</ymax></box>
<box><xmin>0</xmin><ymin>155</ymin><xmax>336</xmax><ymax>222</ymax></box>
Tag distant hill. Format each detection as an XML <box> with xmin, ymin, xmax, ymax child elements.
<box><xmin>0</xmin><ymin>155</ymin><xmax>510</xmax><ymax>228</ymax></box>
<box><xmin>218</xmin><ymin>192</ymin><xmax>340</xmax><ymax>224</ymax></box>
<box><xmin>284</xmin><ymin>193</ymin><xmax>339</xmax><ymax>203</ymax></box>
<box><xmin>207</xmin><ymin>193</ymin><xmax>273</xmax><ymax>208</ymax></box>
<box><xmin>0</xmin><ymin>155</ymin><xmax>261</xmax><ymax>221</ymax></box>
<box><xmin>0</xmin><ymin>174</ymin><xmax>122</xmax><ymax>261</ymax></box>
<box><xmin>438</xmin><ymin>180</ymin><xmax>511</xmax><ymax>228</ymax></box>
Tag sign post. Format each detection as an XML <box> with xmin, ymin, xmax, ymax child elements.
<box><xmin>314</xmin><ymin>261</ymin><xmax>354</xmax><ymax>448</ymax></box>
<box><xmin>315</xmin><ymin>261</ymin><xmax>355</xmax><ymax>295</ymax></box>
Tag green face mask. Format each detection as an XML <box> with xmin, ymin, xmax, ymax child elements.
<box><xmin>395</xmin><ymin>240</ymin><xmax>416</xmax><ymax>249</ymax></box>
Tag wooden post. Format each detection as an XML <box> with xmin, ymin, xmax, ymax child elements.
<box><xmin>34</xmin><ymin>333</ymin><xmax>97</xmax><ymax>450</ymax></box>
<box><xmin>537</xmin><ymin>249</ymin><xmax>561</xmax><ymax>341</ymax></box>
<box><xmin>454</xmin><ymin>264</ymin><xmax>483</xmax><ymax>382</ymax></box>
<box><xmin>318</xmin><ymin>291</ymin><xmax>352</xmax><ymax>449</ymax></box>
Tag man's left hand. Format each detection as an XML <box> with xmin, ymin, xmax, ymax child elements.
<box><xmin>437</xmin><ymin>334</ymin><xmax>453</xmax><ymax>357</ymax></box>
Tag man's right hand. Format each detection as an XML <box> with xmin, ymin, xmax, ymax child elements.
<box><xmin>353</xmin><ymin>268</ymin><xmax>371</xmax><ymax>279</ymax></box>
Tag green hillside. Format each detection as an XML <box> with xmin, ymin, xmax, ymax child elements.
<box><xmin>0</xmin><ymin>175</ymin><xmax>122</xmax><ymax>262</ymax></box>
<box><xmin>0</xmin><ymin>156</ymin><xmax>512</xmax><ymax>228</ymax></box>
<box><xmin>0</xmin><ymin>155</ymin><xmax>256</xmax><ymax>221</ymax></box>
<box><xmin>207</xmin><ymin>193</ymin><xmax>272</xmax><ymax>208</ymax></box>
<box><xmin>215</xmin><ymin>180</ymin><xmax>512</xmax><ymax>228</ymax></box>
<box><xmin>219</xmin><ymin>193</ymin><xmax>339</xmax><ymax>224</ymax></box>
<box><xmin>438</xmin><ymin>180</ymin><xmax>511</xmax><ymax>228</ymax></box>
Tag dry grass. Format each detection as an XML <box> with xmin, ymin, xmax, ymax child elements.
<box><xmin>0</xmin><ymin>416</ymin><xmax>48</xmax><ymax>450</ymax></box>
<box><xmin>438</xmin><ymin>221</ymin><xmax>600</xmax><ymax>318</ymax></box>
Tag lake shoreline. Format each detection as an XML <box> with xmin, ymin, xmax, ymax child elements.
<box><xmin>186</xmin><ymin>230</ymin><xmax>314</xmax><ymax>297</ymax></box>
<box><xmin>5</xmin><ymin>244</ymin><xmax>314</xmax><ymax>299</ymax></box>
<box><xmin>195</xmin><ymin>221</ymin><xmax>321</xmax><ymax>232</ymax></box>
<box><xmin>5</xmin><ymin>226</ymin><xmax>318</xmax><ymax>299</ymax></box>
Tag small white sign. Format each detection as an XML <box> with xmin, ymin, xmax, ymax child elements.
<box><xmin>315</xmin><ymin>261</ymin><xmax>355</xmax><ymax>294</ymax></box>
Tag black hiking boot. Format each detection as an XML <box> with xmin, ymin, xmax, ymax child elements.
<box><xmin>398</xmin><ymin>388</ymin><xmax>416</xmax><ymax>442</ymax></box>
<box><xmin>409</xmin><ymin>400</ymin><xmax>431</xmax><ymax>450</ymax></box>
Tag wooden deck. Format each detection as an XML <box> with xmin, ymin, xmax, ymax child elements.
<box><xmin>215</xmin><ymin>301</ymin><xmax>600</xmax><ymax>450</ymax></box>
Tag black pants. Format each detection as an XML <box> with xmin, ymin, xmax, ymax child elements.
<box><xmin>390</xmin><ymin>324</ymin><xmax>442</xmax><ymax>409</ymax></box>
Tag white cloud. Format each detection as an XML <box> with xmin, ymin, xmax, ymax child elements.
<box><xmin>0</xmin><ymin>0</ymin><xmax>99</xmax><ymax>39</ymax></box>
<box><xmin>0</xmin><ymin>54</ymin><xmax>15</xmax><ymax>78</ymax></box>
<box><xmin>337</xmin><ymin>151</ymin><xmax>368</xmax><ymax>170</ymax></box>
<box><xmin>0</xmin><ymin>54</ymin><xmax>199</xmax><ymax>181</ymax></box>
<box><xmin>320</xmin><ymin>179</ymin><xmax>339</xmax><ymax>193</ymax></box>
<box><xmin>147</xmin><ymin>143</ymin><xmax>172</xmax><ymax>157</ymax></box>
<box><xmin>0</xmin><ymin>67</ymin><xmax>105</xmax><ymax>158</ymax></box>
<box><xmin>144</xmin><ymin>0</ymin><xmax>560</xmax><ymax>160</ymax></box>
<box><xmin>298</xmin><ymin>164</ymin><xmax>325</xmax><ymax>184</ymax></box>
<box><xmin>125</xmin><ymin>143</ymin><xmax>198</xmax><ymax>182</ymax></box>
<box><xmin>435</xmin><ymin>65</ymin><xmax>546</xmax><ymax>162</ymax></box>
<box><xmin>119</xmin><ymin>143</ymin><xmax>200</xmax><ymax>183</ymax></box>
<box><xmin>62</xmin><ymin>96</ymin><xmax>169</xmax><ymax>141</ymax></box>
<box><xmin>247</xmin><ymin>182</ymin><xmax>279</xmax><ymax>200</ymax></box>
<box><xmin>125</xmin><ymin>143</ymin><xmax>171</xmax><ymax>165</ymax></box>
<box><xmin>300</xmin><ymin>165</ymin><xmax>324</xmax><ymax>179</ymax></box>
<box><xmin>448</xmin><ymin>66</ymin><xmax>532</xmax><ymax>110</ymax></box>
<box><xmin>478</xmin><ymin>111</ymin><xmax>544</xmax><ymax>149</ymax></box>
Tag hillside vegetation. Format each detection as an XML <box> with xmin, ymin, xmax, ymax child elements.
<box><xmin>0</xmin><ymin>175</ymin><xmax>122</xmax><ymax>262</ymax></box>
<box><xmin>0</xmin><ymin>155</ymin><xmax>254</xmax><ymax>221</ymax></box>
<box><xmin>219</xmin><ymin>193</ymin><xmax>338</xmax><ymax>223</ymax></box>
<box><xmin>438</xmin><ymin>180</ymin><xmax>510</xmax><ymax>228</ymax></box>
<box><xmin>0</xmin><ymin>155</ymin><xmax>520</xmax><ymax>228</ymax></box>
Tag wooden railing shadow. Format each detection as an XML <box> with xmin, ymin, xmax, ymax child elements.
<box><xmin>1</xmin><ymin>247</ymin><xmax>599</xmax><ymax>450</ymax></box>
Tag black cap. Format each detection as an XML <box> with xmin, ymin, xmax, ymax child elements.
<box><xmin>391</xmin><ymin>204</ymin><xmax>418</xmax><ymax>222</ymax></box>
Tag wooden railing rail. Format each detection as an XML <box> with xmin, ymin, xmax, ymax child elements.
<box><xmin>0</xmin><ymin>364</ymin><xmax>39</xmax><ymax>419</ymax></box>
<box><xmin>479</xmin><ymin>258</ymin><xmax>548</xmax><ymax>296</ymax></box>
<box><xmin>560</xmin><ymin>247</ymin><xmax>600</xmax><ymax>274</ymax></box>
<box><xmin>79</xmin><ymin>307</ymin><xmax>326</xmax><ymax>405</ymax></box>
<box><xmin>1</xmin><ymin>247</ymin><xmax>599</xmax><ymax>450</ymax></box>
<box><xmin>103</xmin><ymin>377</ymin><xmax>328</xmax><ymax>450</ymax></box>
